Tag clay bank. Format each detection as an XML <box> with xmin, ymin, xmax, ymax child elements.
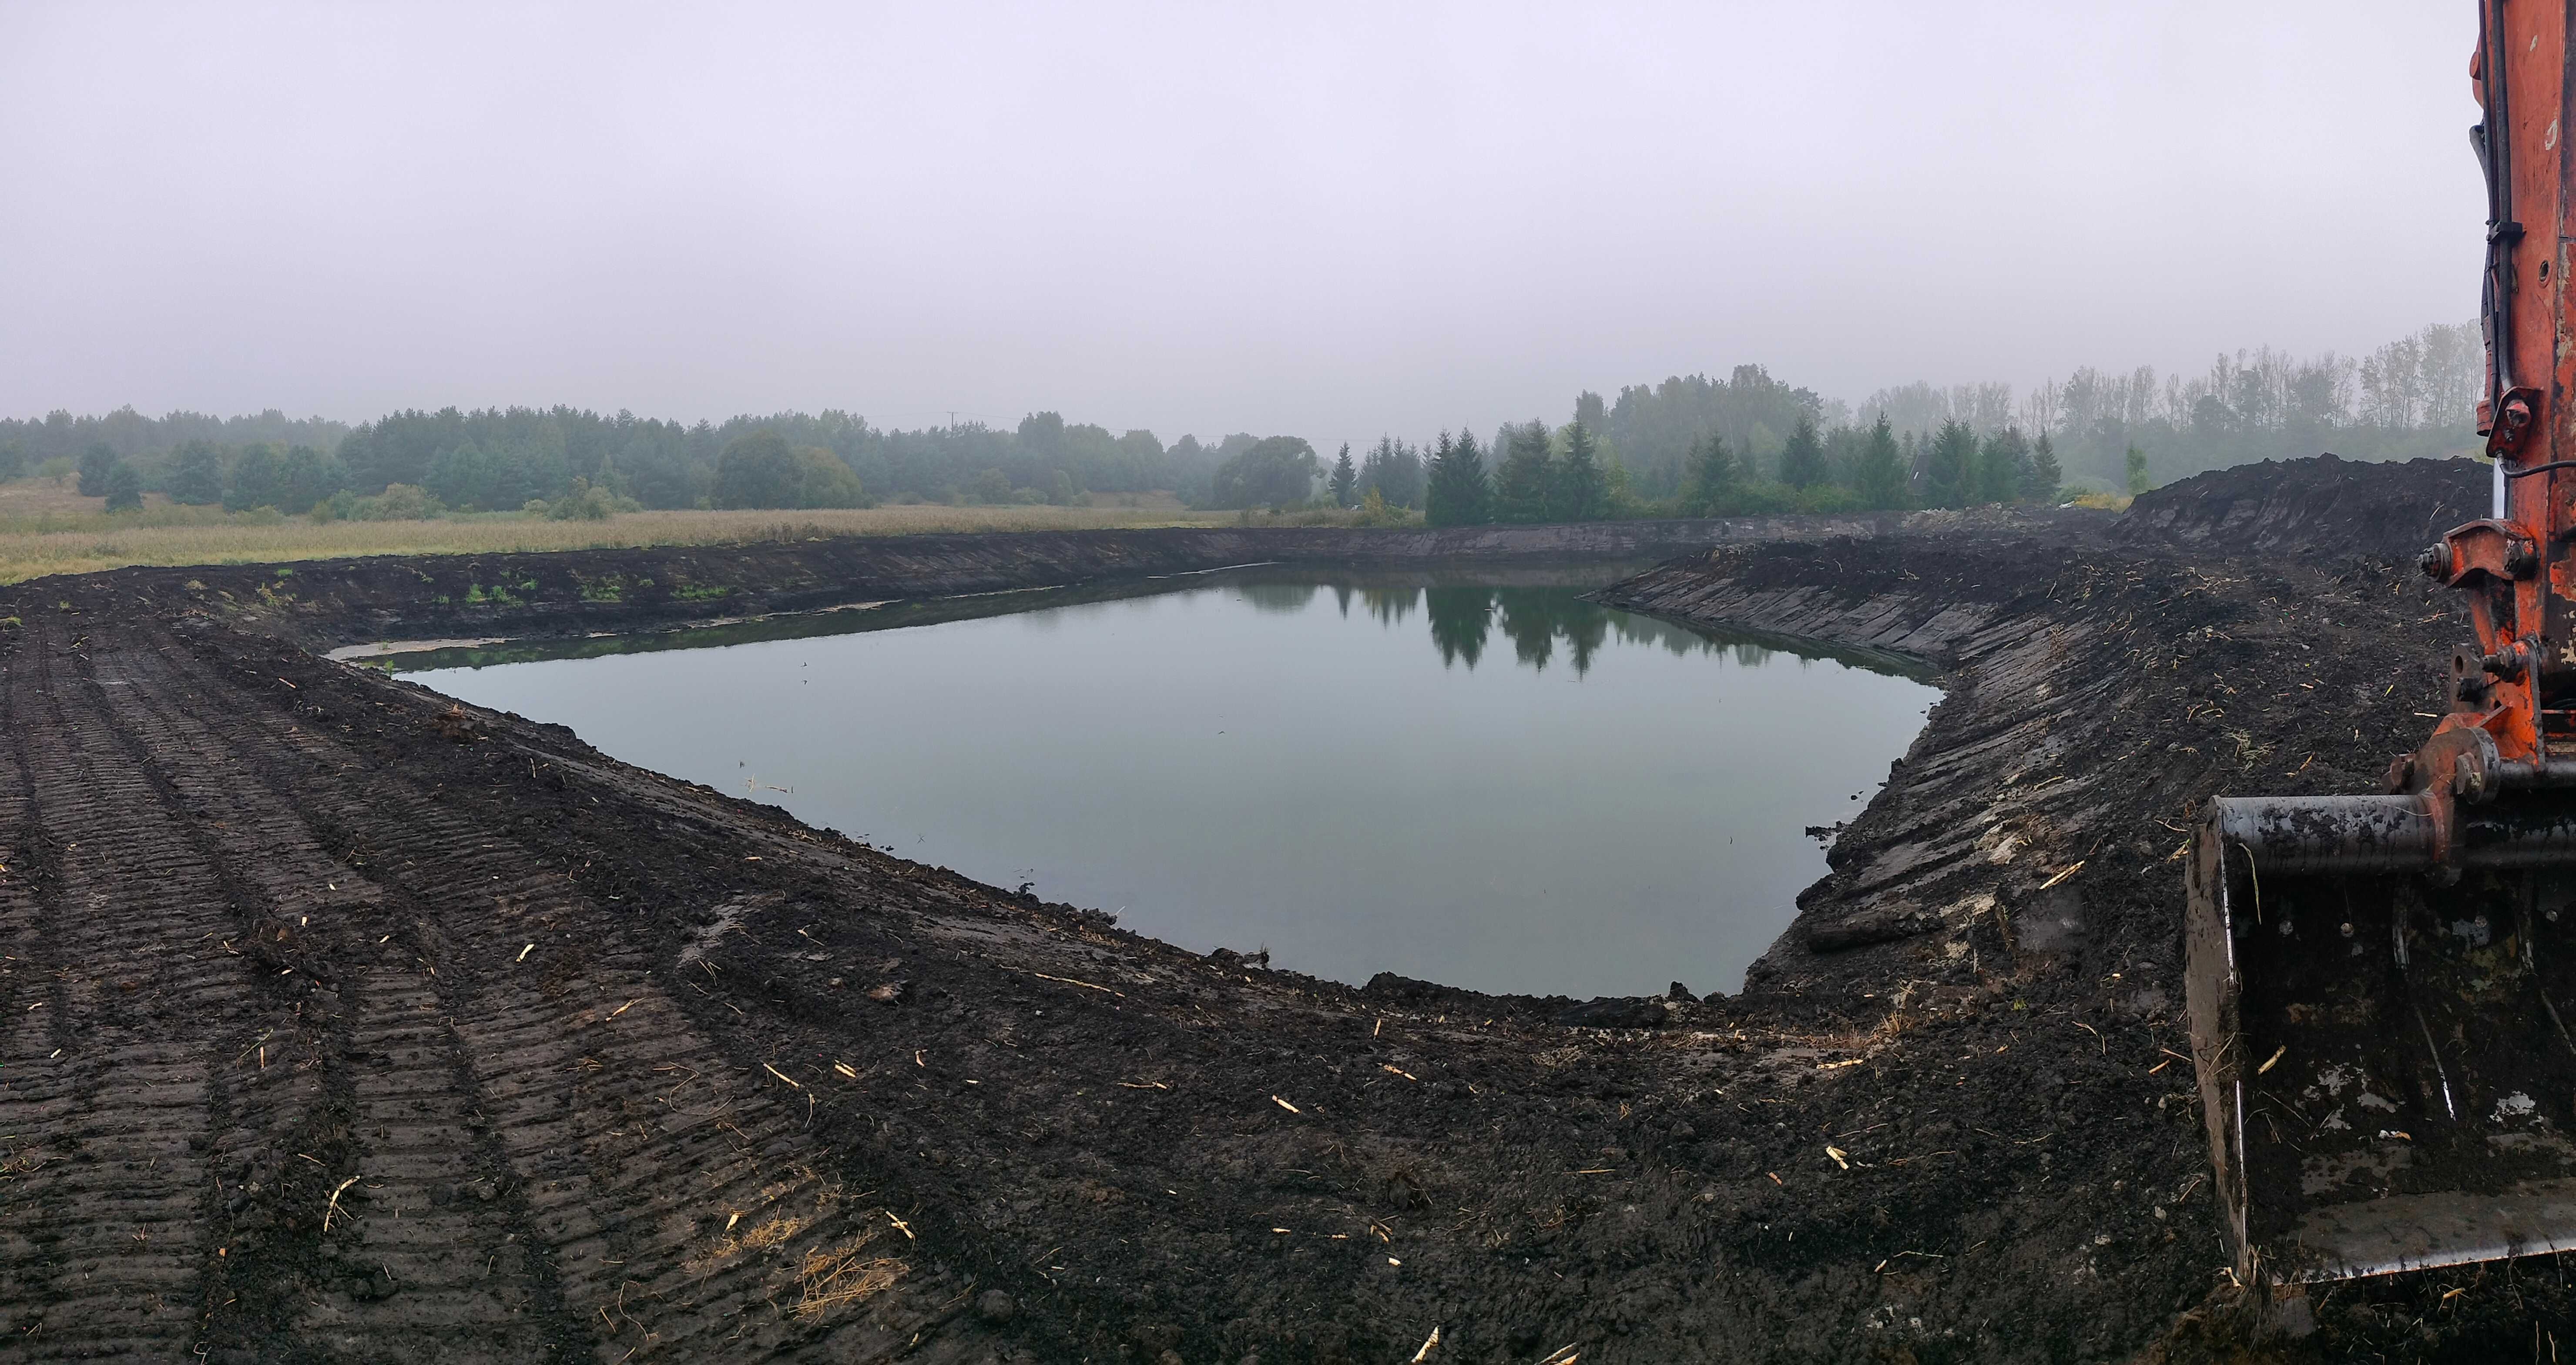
<box><xmin>0</xmin><ymin>457</ymin><xmax>2545</xmax><ymax>1364</ymax></box>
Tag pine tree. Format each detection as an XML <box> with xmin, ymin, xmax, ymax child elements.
<box><xmin>77</xmin><ymin>444</ymin><xmax>115</xmax><ymax>497</ymax></box>
<box><xmin>1493</xmin><ymin>423</ymin><xmax>1556</xmax><ymax>523</ymax></box>
<box><xmin>2023</xmin><ymin>432</ymin><xmax>2063</xmax><ymax>503</ymax></box>
<box><xmin>1924</xmin><ymin>419</ymin><xmax>1978</xmax><ymax>509</ymax></box>
<box><xmin>102</xmin><ymin>460</ymin><xmax>142</xmax><ymax>513</ymax></box>
<box><xmin>225</xmin><ymin>444</ymin><xmax>285</xmax><ymax>512</ymax></box>
<box><xmin>1679</xmin><ymin>434</ymin><xmax>1743</xmax><ymax>516</ymax></box>
<box><xmin>1329</xmin><ymin>443</ymin><xmax>1357</xmax><ymax>507</ymax></box>
<box><xmin>1855</xmin><ymin>415</ymin><xmax>1908</xmax><ymax>510</ymax></box>
<box><xmin>168</xmin><ymin>440</ymin><xmax>225</xmax><ymax>505</ymax></box>
<box><xmin>1555</xmin><ymin>421</ymin><xmax>1606</xmax><ymax>521</ymax></box>
<box><xmin>1777</xmin><ymin>415</ymin><xmax>1827</xmax><ymax>488</ymax></box>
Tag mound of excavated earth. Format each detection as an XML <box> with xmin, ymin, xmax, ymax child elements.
<box><xmin>0</xmin><ymin>482</ymin><xmax>2551</xmax><ymax>1363</ymax></box>
<box><xmin>2113</xmin><ymin>451</ymin><xmax>2488</xmax><ymax>562</ymax></box>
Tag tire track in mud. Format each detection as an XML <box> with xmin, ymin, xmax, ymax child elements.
<box><xmin>0</xmin><ymin>621</ymin><xmax>246</xmax><ymax>1360</ymax></box>
<box><xmin>75</xmin><ymin>633</ymin><xmax>578</xmax><ymax>1362</ymax></box>
<box><xmin>132</xmin><ymin>625</ymin><xmax>946</xmax><ymax>1360</ymax></box>
<box><xmin>0</xmin><ymin>629</ymin><xmax>53</xmax><ymax>1340</ymax></box>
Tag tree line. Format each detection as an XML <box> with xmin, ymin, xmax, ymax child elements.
<box><xmin>0</xmin><ymin>406</ymin><xmax>1305</xmax><ymax>516</ymax></box>
<box><xmin>1</xmin><ymin>317</ymin><xmax>2481</xmax><ymax>519</ymax></box>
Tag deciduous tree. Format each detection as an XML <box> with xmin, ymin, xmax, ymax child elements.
<box><xmin>713</xmin><ymin>430</ymin><xmax>802</xmax><ymax>508</ymax></box>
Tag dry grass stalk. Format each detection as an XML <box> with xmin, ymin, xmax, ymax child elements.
<box><xmin>1026</xmin><ymin>971</ymin><xmax>1122</xmax><ymax>997</ymax></box>
<box><xmin>322</xmin><ymin>1176</ymin><xmax>362</xmax><ymax>1231</ymax></box>
<box><xmin>795</xmin><ymin>1237</ymin><xmax>907</xmax><ymax>1318</ymax></box>
<box><xmin>740</xmin><ymin>1213</ymin><xmax>807</xmax><ymax>1251</ymax></box>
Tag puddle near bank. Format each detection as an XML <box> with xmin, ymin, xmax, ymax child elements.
<box><xmin>399</xmin><ymin>565</ymin><xmax>1938</xmax><ymax>998</ymax></box>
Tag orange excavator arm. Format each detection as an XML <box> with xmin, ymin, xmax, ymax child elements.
<box><xmin>2430</xmin><ymin>1</ymin><xmax>2568</xmax><ymax>764</ymax></box>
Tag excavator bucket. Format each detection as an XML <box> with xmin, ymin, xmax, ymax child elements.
<box><xmin>2186</xmin><ymin>795</ymin><xmax>2576</xmax><ymax>1280</ymax></box>
<box><xmin>2180</xmin><ymin>3</ymin><xmax>2576</xmax><ymax>1283</ymax></box>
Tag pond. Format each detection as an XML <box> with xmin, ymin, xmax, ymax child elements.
<box><xmin>400</xmin><ymin>566</ymin><xmax>1938</xmax><ymax>999</ymax></box>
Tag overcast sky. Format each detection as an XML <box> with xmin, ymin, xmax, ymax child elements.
<box><xmin>1</xmin><ymin>2</ymin><xmax>2482</xmax><ymax>444</ymax></box>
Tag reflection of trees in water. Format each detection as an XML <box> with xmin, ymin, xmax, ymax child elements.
<box><xmin>1238</xmin><ymin>583</ymin><xmax>1319</xmax><ymax>614</ymax></box>
<box><xmin>1214</xmin><ymin>575</ymin><xmax>1811</xmax><ymax>676</ymax></box>
<box><xmin>1359</xmin><ymin>588</ymin><xmax>1418</xmax><ymax>628</ymax></box>
<box><xmin>1424</xmin><ymin>588</ymin><xmax>1487</xmax><ymax>669</ymax></box>
<box><xmin>1402</xmin><ymin>587</ymin><xmax>1774</xmax><ymax>676</ymax></box>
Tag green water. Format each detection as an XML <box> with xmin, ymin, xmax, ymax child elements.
<box><xmin>404</xmin><ymin>567</ymin><xmax>1937</xmax><ymax>999</ymax></box>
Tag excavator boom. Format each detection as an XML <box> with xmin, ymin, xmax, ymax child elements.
<box><xmin>2185</xmin><ymin>3</ymin><xmax>2576</xmax><ymax>1281</ymax></box>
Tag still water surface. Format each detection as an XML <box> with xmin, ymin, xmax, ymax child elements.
<box><xmin>406</xmin><ymin>569</ymin><xmax>1937</xmax><ymax>998</ymax></box>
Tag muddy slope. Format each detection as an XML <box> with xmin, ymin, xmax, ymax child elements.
<box><xmin>0</xmin><ymin>493</ymin><xmax>2556</xmax><ymax>1363</ymax></box>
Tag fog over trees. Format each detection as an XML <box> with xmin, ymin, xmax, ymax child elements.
<box><xmin>0</xmin><ymin>319</ymin><xmax>2482</xmax><ymax>519</ymax></box>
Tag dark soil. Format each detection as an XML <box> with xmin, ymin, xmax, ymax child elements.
<box><xmin>0</xmin><ymin>489</ymin><xmax>2563</xmax><ymax>1362</ymax></box>
<box><xmin>2114</xmin><ymin>451</ymin><xmax>2489</xmax><ymax>563</ymax></box>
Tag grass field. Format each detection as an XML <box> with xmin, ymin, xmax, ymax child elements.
<box><xmin>0</xmin><ymin>481</ymin><xmax>1271</xmax><ymax>584</ymax></box>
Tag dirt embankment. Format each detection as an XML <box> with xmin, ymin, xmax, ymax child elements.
<box><xmin>1603</xmin><ymin>455</ymin><xmax>2573</xmax><ymax>1361</ymax></box>
<box><xmin>0</xmin><ymin>482</ymin><xmax>2550</xmax><ymax>1363</ymax></box>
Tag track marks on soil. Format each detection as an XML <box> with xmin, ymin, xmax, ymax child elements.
<box><xmin>0</xmin><ymin>625</ymin><xmax>247</xmax><ymax>1359</ymax></box>
<box><xmin>135</xmin><ymin>629</ymin><xmax>944</xmax><ymax>1358</ymax></box>
<box><xmin>77</xmin><ymin>650</ymin><xmax>577</xmax><ymax>1363</ymax></box>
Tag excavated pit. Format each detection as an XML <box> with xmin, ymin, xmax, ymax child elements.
<box><xmin>0</xmin><ymin>461</ymin><xmax>2556</xmax><ymax>1363</ymax></box>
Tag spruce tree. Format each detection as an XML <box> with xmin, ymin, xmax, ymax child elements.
<box><xmin>2023</xmin><ymin>431</ymin><xmax>2063</xmax><ymax>504</ymax></box>
<box><xmin>1450</xmin><ymin>430</ymin><xmax>1491</xmax><ymax>523</ymax></box>
<box><xmin>1679</xmin><ymin>434</ymin><xmax>1743</xmax><ymax>515</ymax></box>
<box><xmin>1854</xmin><ymin>415</ymin><xmax>1908</xmax><ymax>510</ymax></box>
<box><xmin>1360</xmin><ymin>436</ymin><xmax>1426</xmax><ymax>508</ymax></box>
<box><xmin>1777</xmin><ymin>415</ymin><xmax>1827</xmax><ymax>489</ymax></box>
<box><xmin>1555</xmin><ymin>421</ymin><xmax>1606</xmax><ymax>521</ymax></box>
<box><xmin>1924</xmin><ymin>419</ymin><xmax>1978</xmax><ymax>509</ymax></box>
<box><xmin>1977</xmin><ymin>428</ymin><xmax>2029</xmax><ymax>504</ymax></box>
<box><xmin>1493</xmin><ymin>423</ymin><xmax>1555</xmax><ymax>523</ymax></box>
<box><xmin>1424</xmin><ymin>431</ymin><xmax>1491</xmax><ymax>526</ymax></box>
<box><xmin>1329</xmin><ymin>443</ymin><xmax>1357</xmax><ymax>507</ymax></box>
